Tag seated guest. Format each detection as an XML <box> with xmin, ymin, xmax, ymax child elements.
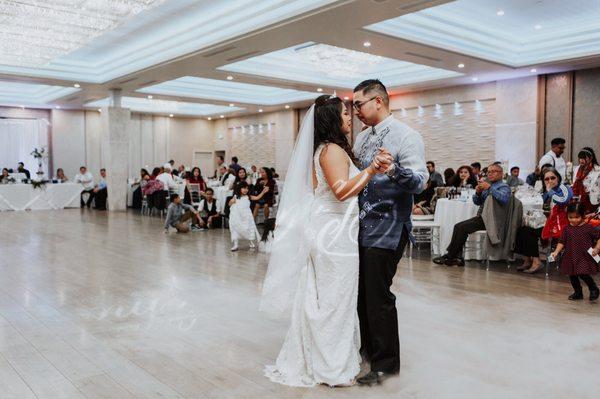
<box><xmin>74</xmin><ymin>166</ymin><xmax>95</xmax><ymax>208</ymax></box>
<box><xmin>449</xmin><ymin>165</ymin><xmax>478</xmax><ymax>188</ymax></box>
<box><xmin>433</xmin><ymin>163</ymin><xmax>510</xmax><ymax>266</ymax></box>
<box><xmin>515</xmin><ymin>167</ymin><xmax>572</xmax><ymax>273</ymax></box>
<box><xmin>526</xmin><ymin>166</ymin><xmax>542</xmax><ymax>187</ymax></box>
<box><xmin>252</xmin><ymin>166</ymin><xmax>276</xmax><ymax>220</ymax></box>
<box><xmin>443</xmin><ymin>168</ymin><xmax>455</xmax><ymax>186</ymax></box>
<box><xmin>93</xmin><ymin>168</ymin><xmax>108</xmax><ymax>210</ymax></box>
<box><xmin>187</xmin><ymin>167</ymin><xmax>207</xmax><ymax>192</ymax></box>
<box><xmin>471</xmin><ymin>162</ymin><xmax>482</xmax><ymax>180</ymax></box>
<box><xmin>212</xmin><ymin>156</ymin><xmax>225</xmax><ymax>179</ymax></box>
<box><xmin>141</xmin><ymin>168</ymin><xmax>164</xmax><ymax>207</ymax></box>
<box><xmin>270</xmin><ymin>167</ymin><xmax>279</xmax><ymax>179</ymax></box>
<box><xmin>157</xmin><ymin>163</ymin><xmax>179</xmax><ymax>191</ymax></box>
<box><xmin>0</xmin><ymin>168</ymin><xmax>9</xmax><ymax>183</ymax></box>
<box><xmin>506</xmin><ymin>166</ymin><xmax>524</xmax><ymax>187</ymax></box>
<box><xmin>55</xmin><ymin>168</ymin><xmax>68</xmax><ymax>182</ymax></box>
<box><xmin>426</xmin><ymin>161</ymin><xmax>444</xmax><ymax>187</ymax></box>
<box><xmin>131</xmin><ymin>169</ymin><xmax>149</xmax><ymax>209</ymax></box>
<box><xmin>17</xmin><ymin>162</ymin><xmax>30</xmax><ymax>179</ymax></box>
<box><xmin>164</xmin><ymin>194</ymin><xmax>201</xmax><ymax>233</ymax></box>
<box><xmin>413</xmin><ymin>177</ymin><xmax>438</xmax><ymax>215</ymax></box>
<box><xmin>232</xmin><ymin>167</ymin><xmax>249</xmax><ymax>188</ymax></box>
<box><xmin>198</xmin><ymin>188</ymin><xmax>221</xmax><ymax>228</ymax></box>
<box><xmin>572</xmin><ymin>147</ymin><xmax>600</xmax><ymax>215</ymax></box>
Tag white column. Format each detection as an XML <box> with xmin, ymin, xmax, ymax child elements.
<box><xmin>101</xmin><ymin>106</ymin><xmax>130</xmax><ymax>211</ymax></box>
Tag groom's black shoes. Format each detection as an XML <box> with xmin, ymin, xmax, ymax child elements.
<box><xmin>444</xmin><ymin>257</ymin><xmax>465</xmax><ymax>267</ymax></box>
<box><xmin>357</xmin><ymin>371</ymin><xmax>382</xmax><ymax>386</ymax></box>
<box><xmin>432</xmin><ymin>254</ymin><xmax>448</xmax><ymax>265</ymax></box>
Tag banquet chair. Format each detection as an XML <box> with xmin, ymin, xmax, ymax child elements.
<box><xmin>188</xmin><ymin>183</ymin><xmax>202</xmax><ymax>209</ymax></box>
<box><xmin>407</xmin><ymin>215</ymin><xmax>440</xmax><ymax>258</ymax></box>
<box><xmin>140</xmin><ymin>193</ymin><xmax>150</xmax><ymax>215</ymax></box>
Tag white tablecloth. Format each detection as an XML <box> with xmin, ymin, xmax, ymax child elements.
<box><xmin>433</xmin><ymin>197</ymin><xmax>544</xmax><ymax>259</ymax></box>
<box><xmin>0</xmin><ymin>183</ymin><xmax>82</xmax><ymax>211</ymax></box>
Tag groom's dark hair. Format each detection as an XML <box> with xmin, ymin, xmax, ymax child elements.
<box><xmin>354</xmin><ymin>79</ymin><xmax>389</xmax><ymax>106</ymax></box>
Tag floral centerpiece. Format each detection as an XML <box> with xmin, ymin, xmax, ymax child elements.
<box><xmin>30</xmin><ymin>147</ymin><xmax>48</xmax><ymax>180</ymax></box>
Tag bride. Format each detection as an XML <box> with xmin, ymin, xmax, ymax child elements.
<box><xmin>261</xmin><ymin>94</ymin><xmax>389</xmax><ymax>387</ymax></box>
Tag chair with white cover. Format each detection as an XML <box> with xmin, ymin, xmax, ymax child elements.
<box><xmin>188</xmin><ymin>183</ymin><xmax>202</xmax><ymax>209</ymax></box>
<box><xmin>408</xmin><ymin>215</ymin><xmax>440</xmax><ymax>258</ymax></box>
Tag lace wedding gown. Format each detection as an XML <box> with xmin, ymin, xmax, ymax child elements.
<box><xmin>265</xmin><ymin>144</ymin><xmax>361</xmax><ymax>387</ymax></box>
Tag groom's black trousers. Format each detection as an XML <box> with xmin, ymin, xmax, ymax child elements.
<box><xmin>358</xmin><ymin>228</ymin><xmax>409</xmax><ymax>374</ymax></box>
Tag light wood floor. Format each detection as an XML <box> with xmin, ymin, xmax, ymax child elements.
<box><xmin>1</xmin><ymin>210</ymin><xmax>599</xmax><ymax>399</ymax></box>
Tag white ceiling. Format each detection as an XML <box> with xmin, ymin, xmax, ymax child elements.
<box><xmin>1</xmin><ymin>0</ymin><xmax>600</xmax><ymax>116</ymax></box>
<box><xmin>85</xmin><ymin>96</ymin><xmax>243</xmax><ymax>116</ymax></box>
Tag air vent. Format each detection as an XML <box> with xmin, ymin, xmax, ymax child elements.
<box><xmin>405</xmin><ymin>51</ymin><xmax>442</xmax><ymax>62</ymax></box>
<box><xmin>203</xmin><ymin>46</ymin><xmax>236</xmax><ymax>58</ymax></box>
<box><xmin>398</xmin><ymin>0</ymin><xmax>432</xmax><ymax>11</ymax></box>
<box><xmin>372</xmin><ymin>0</ymin><xmax>389</xmax><ymax>3</ymax></box>
<box><xmin>118</xmin><ymin>77</ymin><xmax>137</xmax><ymax>84</ymax></box>
<box><xmin>139</xmin><ymin>80</ymin><xmax>157</xmax><ymax>87</ymax></box>
<box><xmin>226</xmin><ymin>50</ymin><xmax>261</xmax><ymax>62</ymax></box>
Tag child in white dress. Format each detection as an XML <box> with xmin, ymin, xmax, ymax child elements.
<box><xmin>228</xmin><ymin>181</ymin><xmax>269</xmax><ymax>251</ymax></box>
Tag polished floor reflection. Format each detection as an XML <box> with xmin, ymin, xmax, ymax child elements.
<box><xmin>0</xmin><ymin>210</ymin><xmax>598</xmax><ymax>398</ymax></box>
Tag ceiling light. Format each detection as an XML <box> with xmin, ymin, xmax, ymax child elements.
<box><xmin>530</xmin><ymin>68</ymin><xmax>537</xmax><ymax>73</ymax></box>
<box><xmin>147</xmin><ymin>95</ymin><xmax>153</xmax><ymax>99</ymax></box>
<box><xmin>207</xmin><ymin>117</ymin><xmax>212</xmax><ymax>120</ymax></box>
<box><xmin>258</xmin><ymin>109</ymin><xmax>263</xmax><ymax>113</ymax></box>
<box><xmin>496</xmin><ymin>10</ymin><xmax>504</xmax><ymax>16</ymax></box>
<box><xmin>317</xmin><ymin>88</ymin><xmax>323</xmax><ymax>92</ymax></box>
<box><xmin>229</xmin><ymin>103</ymin><xmax>235</xmax><ymax>107</ymax></box>
<box><xmin>73</xmin><ymin>83</ymin><xmax>80</xmax><ymax>88</ymax></box>
<box><xmin>285</xmin><ymin>105</ymin><xmax>290</xmax><ymax>109</ymax></box>
<box><xmin>534</xmin><ymin>24</ymin><xmax>542</xmax><ymax>30</ymax></box>
<box><xmin>226</xmin><ymin>75</ymin><xmax>234</xmax><ymax>80</ymax></box>
<box><xmin>55</xmin><ymin>105</ymin><xmax>60</xmax><ymax>109</ymax></box>
<box><xmin>472</xmin><ymin>77</ymin><xmax>478</xmax><ymax>81</ymax></box>
<box><xmin>98</xmin><ymin>108</ymin><xmax>102</xmax><ymax>112</ymax></box>
<box><xmin>169</xmin><ymin>114</ymin><xmax>173</xmax><ymax>117</ymax></box>
<box><xmin>220</xmin><ymin>115</ymin><xmax>225</xmax><ymax>118</ymax></box>
<box><xmin>344</xmin><ymin>96</ymin><xmax>349</xmax><ymax>100</ymax></box>
<box><xmin>363</xmin><ymin>41</ymin><xmax>371</xmax><ymax>47</ymax></box>
<box><xmin>457</xmin><ymin>63</ymin><xmax>465</xmax><ymax>68</ymax></box>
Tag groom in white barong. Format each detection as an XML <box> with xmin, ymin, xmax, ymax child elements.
<box><xmin>352</xmin><ymin>79</ymin><xmax>428</xmax><ymax>385</ymax></box>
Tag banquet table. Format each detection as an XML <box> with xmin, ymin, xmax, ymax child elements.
<box><xmin>433</xmin><ymin>196</ymin><xmax>543</xmax><ymax>260</ymax></box>
<box><xmin>0</xmin><ymin>183</ymin><xmax>82</xmax><ymax>211</ymax></box>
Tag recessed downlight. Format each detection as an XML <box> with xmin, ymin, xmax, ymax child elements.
<box><xmin>496</xmin><ymin>10</ymin><xmax>504</xmax><ymax>16</ymax></box>
<box><xmin>147</xmin><ymin>95</ymin><xmax>153</xmax><ymax>99</ymax></box>
<box><xmin>73</xmin><ymin>83</ymin><xmax>80</xmax><ymax>88</ymax></box>
<box><xmin>458</xmin><ymin>63</ymin><xmax>465</xmax><ymax>68</ymax></box>
<box><xmin>363</xmin><ymin>41</ymin><xmax>371</xmax><ymax>47</ymax></box>
<box><xmin>226</xmin><ymin>75</ymin><xmax>234</xmax><ymax>80</ymax></box>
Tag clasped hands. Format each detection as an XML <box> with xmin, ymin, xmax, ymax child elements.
<box><xmin>370</xmin><ymin>147</ymin><xmax>394</xmax><ymax>175</ymax></box>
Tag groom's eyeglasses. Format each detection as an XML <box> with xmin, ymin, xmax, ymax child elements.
<box><xmin>352</xmin><ymin>96</ymin><xmax>378</xmax><ymax>111</ymax></box>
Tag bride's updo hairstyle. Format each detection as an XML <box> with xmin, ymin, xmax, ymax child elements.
<box><xmin>313</xmin><ymin>94</ymin><xmax>359</xmax><ymax>166</ymax></box>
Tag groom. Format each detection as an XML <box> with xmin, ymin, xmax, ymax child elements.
<box><xmin>352</xmin><ymin>79</ymin><xmax>428</xmax><ymax>385</ymax></box>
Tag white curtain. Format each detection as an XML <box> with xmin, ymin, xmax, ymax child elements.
<box><xmin>0</xmin><ymin>118</ymin><xmax>49</xmax><ymax>176</ymax></box>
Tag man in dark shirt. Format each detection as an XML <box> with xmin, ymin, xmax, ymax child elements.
<box><xmin>17</xmin><ymin>162</ymin><xmax>30</xmax><ymax>179</ymax></box>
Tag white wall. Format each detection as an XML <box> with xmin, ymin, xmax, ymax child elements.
<box><xmin>51</xmin><ymin>110</ymin><xmax>86</xmax><ymax>179</ymax></box>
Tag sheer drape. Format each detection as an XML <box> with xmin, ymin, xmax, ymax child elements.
<box><xmin>0</xmin><ymin>118</ymin><xmax>49</xmax><ymax>176</ymax></box>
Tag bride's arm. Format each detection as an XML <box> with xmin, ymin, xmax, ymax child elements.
<box><xmin>320</xmin><ymin>144</ymin><xmax>385</xmax><ymax>202</ymax></box>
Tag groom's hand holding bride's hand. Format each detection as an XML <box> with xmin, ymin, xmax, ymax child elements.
<box><xmin>373</xmin><ymin>148</ymin><xmax>394</xmax><ymax>174</ymax></box>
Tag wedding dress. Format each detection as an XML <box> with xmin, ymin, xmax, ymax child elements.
<box><xmin>264</xmin><ymin>143</ymin><xmax>361</xmax><ymax>387</ymax></box>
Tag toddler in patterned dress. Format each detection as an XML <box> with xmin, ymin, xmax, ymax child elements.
<box><xmin>551</xmin><ymin>203</ymin><xmax>600</xmax><ymax>301</ymax></box>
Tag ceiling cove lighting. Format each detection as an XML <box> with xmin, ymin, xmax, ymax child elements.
<box><xmin>85</xmin><ymin>96</ymin><xmax>243</xmax><ymax>117</ymax></box>
<box><xmin>138</xmin><ymin>76</ymin><xmax>319</xmax><ymax>105</ymax></box>
<box><xmin>219</xmin><ymin>42</ymin><xmax>462</xmax><ymax>89</ymax></box>
<box><xmin>364</xmin><ymin>0</ymin><xmax>600</xmax><ymax>67</ymax></box>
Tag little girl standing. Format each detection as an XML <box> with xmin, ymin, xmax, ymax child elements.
<box><xmin>551</xmin><ymin>202</ymin><xmax>600</xmax><ymax>301</ymax></box>
<box><xmin>228</xmin><ymin>181</ymin><xmax>269</xmax><ymax>251</ymax></box>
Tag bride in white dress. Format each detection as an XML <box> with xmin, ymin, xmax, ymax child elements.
<box><xmin>261</xmin><ymin>95</ymin><xmax>389</xmax><ymax>387</ymax></box>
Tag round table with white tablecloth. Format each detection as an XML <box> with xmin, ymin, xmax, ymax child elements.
<box><xmin>0</xmin><ymin>183</ymin><xmax>82</xmax><ymax>211</ymax></box>
<box><xmin>433</xmin><ymin>196</ymin><xmax>543</xmax><ymax>260</ymax></box>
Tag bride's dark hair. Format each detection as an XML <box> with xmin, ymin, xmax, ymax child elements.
<box><xmin>313</xmin><ymin>95</ymin><xmax>359</xmax><ymax>166</ymax></box>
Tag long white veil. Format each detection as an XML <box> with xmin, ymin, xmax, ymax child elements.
<box><xmin>260</xmin><ymin>105</ymin><xmax>315</xmax><ymax>317</ymax></box>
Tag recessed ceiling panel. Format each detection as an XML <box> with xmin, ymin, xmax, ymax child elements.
<box><xmin>85</xmin><ymin>96</ymin><xmax>243</xmax><ymax>116</ymax></box>
<box><xmin>365</xmin><ymin>0</ymin><xmax>600</xmax><ymax>67</ymax></box>
<box><xmin>0</xmin><ymin>81</ymin><xmax>79</xmax><ymax>106</ymax></box>
<box><xmin>219</xmin><ymin>42</ymin><xmax>462</xmax><ymax>89</ymax></box>
<box><xmin>137</xmin><ymin>77</ymin><xmax>320</xmax><ymax>105</ymax></box>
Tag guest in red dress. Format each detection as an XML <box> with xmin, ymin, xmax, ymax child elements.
<box><xmin>551</xmin><ymin>202</ymin><xmax>600</xmax><ymax>301</ymax></box>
